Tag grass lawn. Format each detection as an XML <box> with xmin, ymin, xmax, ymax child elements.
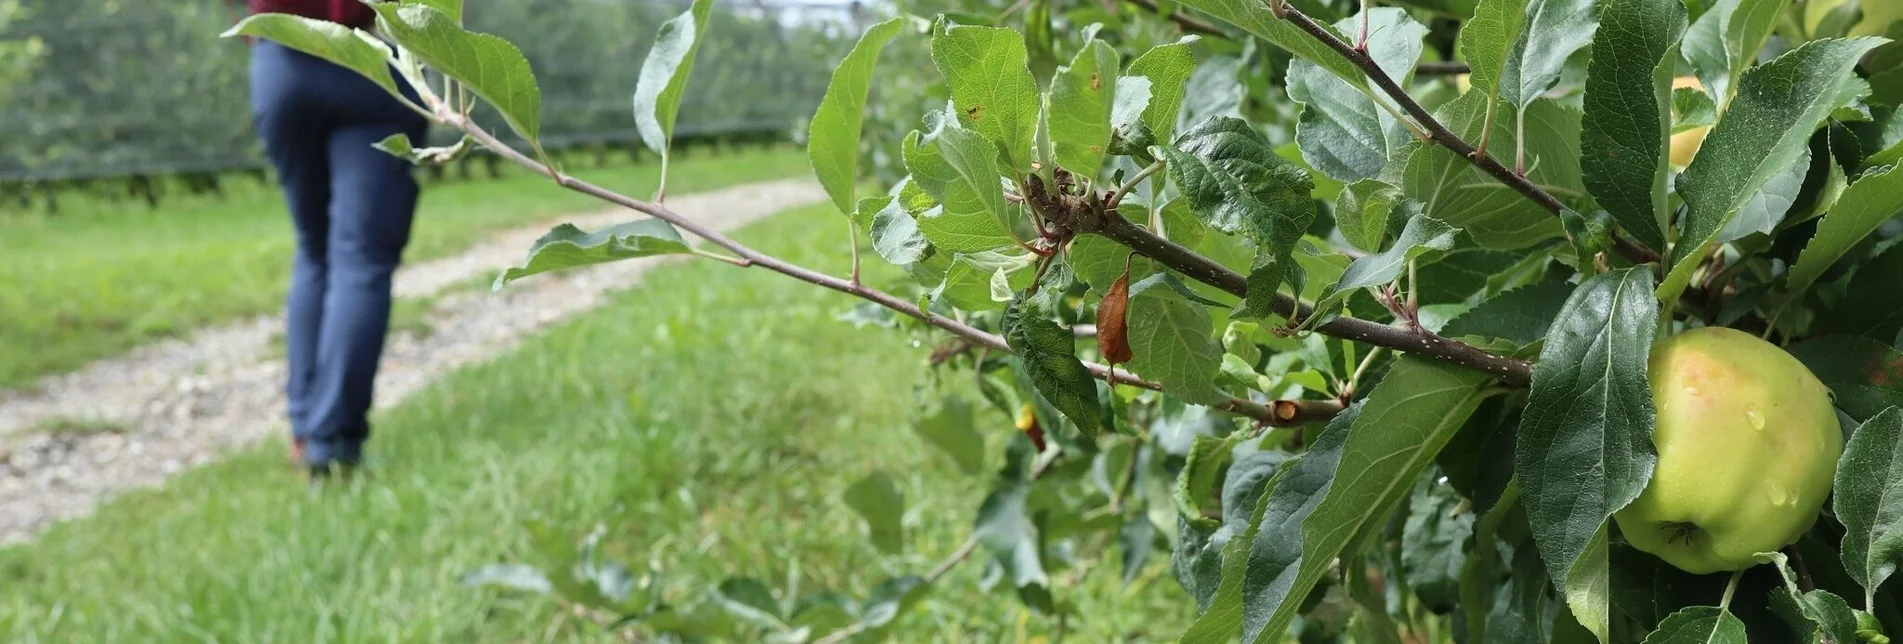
<box><xmin>0</xmin><ymin>204</ymin><xmax>1193</xmax><ymax>642</ymax></box>
<box><xmin>0</xmin><ymin>146</ymin><xmax>808</xmax><ymax>389</ymax></box>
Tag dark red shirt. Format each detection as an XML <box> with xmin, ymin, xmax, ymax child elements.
<box><xmin>246</xmin><ymin>0</ymin><xmax>376</xmax><ymax>29</ymax></box>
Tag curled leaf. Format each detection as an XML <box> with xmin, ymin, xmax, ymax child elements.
<box><xmin>1098</xmin><ymin>264</ymin><xmax>1135</xmax><ymax>366</ymax></box>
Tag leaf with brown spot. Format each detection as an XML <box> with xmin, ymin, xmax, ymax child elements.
<box><xmin>1098</xmin><ymin>266</ymin><xmax>1134</xmax><ymax>366</ymax></box>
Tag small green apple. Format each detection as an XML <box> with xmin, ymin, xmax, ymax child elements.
<box><xmin>1612</xmin><ymin>327</ymin><xmax>1844</xmax><ymax>574</ymax></box>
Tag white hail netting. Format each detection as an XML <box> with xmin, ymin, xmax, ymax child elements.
<box><xmin>0</xmin><ymin>0</ymin><xmax>858</xmax><ymax>182</ymax></box>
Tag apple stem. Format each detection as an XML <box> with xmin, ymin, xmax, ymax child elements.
<box><xmin>1720</xmin><ymin>570</ymin><xmax>1745</xmax><ymax>611</ymax></box>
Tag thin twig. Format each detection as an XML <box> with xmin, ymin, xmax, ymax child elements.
<box><xmin>1276</xmin><ymin>7</ymin><xmax>1658</xmax><ymax>266</ymax></box>
<box><xmin>1105</xmin><ymin>160</ymin><xmax>1164</xmax><ymax>212</ymax></box>
<box><xmin>1269</xmin><ymin>399</ymin><xmax>1348</xmax><ymax>426</ymax></box>
<box><xmin>1341</xmin><ymin>346</ymin><xmax>1384</xmax><ymax>402</ymax></box>
<box><xmin>846</xmin><ymin>218</ymin><xmax>862</xmax><ymax>286</ymax></box>
<box><xmin>1784</xmin><ymin>545</ymin><xmax>1815</xmax><ymax>593</ymax></box>
<box><xmin>1069</xmin><ymin>208</ymin><xmax>1535</xmax><ymax>386</ymax></box>
<box><xmin>449</xmin><ymin>117</ymin><xmax>1308</xmax><ymax>426</ymax></box>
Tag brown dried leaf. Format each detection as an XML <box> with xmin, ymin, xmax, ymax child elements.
<box><xmin>1097</xmin><ymin>267</ymin><xmax>1134</xmax><ymax>365</ymax></box>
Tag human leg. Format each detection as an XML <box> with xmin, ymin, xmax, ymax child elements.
<box><xmin>297</xmin><ymin>97</ymin><xmax>428</xmax><ymax>468</ymax></box>
<box><xmin>248</xmin><ymin>41</ymin><xmax>332</xmax><ymax>446</ymax></box>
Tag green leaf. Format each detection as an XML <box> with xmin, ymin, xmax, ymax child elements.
<box><xmin>1761</xmin><ymin>550</ymin><xmax>1864</xmax><ymax>643</ymax></box>
<box><xmin>404</xmin><ymin>0</ymin><xmax>464</xmax><ymax>24</ymax></box>
<box><xmin>1159</xmin><ymin>197</ymin><xmax>1211</xmax><ymax>248</ymax></box>
<box><xmin>1441</xmin><ymin>280</ymin><xmax>1577</xmax><ymax>348</ymax></box>
<box><xmin>1171</xmin><ymin>443</ymin><xmax>1233</xmax><ymax>609</ymax></box>
<box><xmin>1609</xmin><ymin>542</ymin><xmax>1722</xmax><ymax>631</ymax></box>
<box><xmin>1024</xmin><ymin>0</ymin><xmax>1057</xmax><ymax>83</ymax></box>
<box><xmin>1715</xmin><ymin>146</ymin><xmax>1810</xmax><ymax>244</ymax></box>
<box><xmin>929</xmin><ymin>251</ymin><xmax>1034</xmax><ymax>311</ymax></box>
<box><xmin>493</xmin><ymin>220</ymin><xmax>690</xmax><ymax>290</ymax></box>
<box><xmin>931</xmin><ymin>23</ymin><xmax>1040</xmax><ymax>175</ymax></box>
<box><xmin>1823</xmin><ymin>241</ymin><xmax>1903</xmax><ymax>341</ymax></box>
<box><xmin>1402</xmin><ymin>471</ymin><xmax>1475</xmax><ymax>612</ymax></box>
<box><xmin>1120</xmin><ymin>509</ymin><xmax>1158</xmax><ymax>586</ymax></box>
<box><xmin>1565</xmin><ymin>529</ymin><xmax>1613</xmax><ymax>642</ymax></box>
<box><xmin>1181</xmin><ymin>405</ymin><xmax>1362</xmax><ymax>643</ymax></box>
<box><xmin>809</xmin><ymin>18</ymin><xmax>908</xmax><ymax>216</ymax></box>
<box><xmin>1517</xmin><ymin>267</ymin><xmax>1660</xmax><ymax>641</ymax></box>
<box><xmin>1488</xmin><ymin>542</ymin><xmax>1557</xmax><ymax>643</ymax></box>
<box><xmin>220</xmin><ymin>13</ymin><xmax>401</xmax><ymax>98</ymax></box>
<box><xmin>373</xmin><ymin>132</ymin><xmax>475</xmax><ymax>166</ymax></box>
<box><xmin>1286</xmin><ymin>9</ymin><xmax>1426</xmax><ymax>182</ymax></box>
<box><xmin>974</xmin><ymin>478</ymin><xmax>1052</xmax><ymax>610</ymax></box>
<box><xmin>1673</xmin><ymin>87</ymin><xmax>1718</xmax><ymax>133</ymax></box>
<box><xmin>1788</xmin><ymin>335</ymin><xmax>1903</xmax><ymax>421</ymax></box>
<box><xmin>1681</xmin><ymin>0</ymin><xmax>1787</xmax><ymax>109</ymax></box>
<box><xmin>1178</xmin><ymin>54</ymin><xmax>1245</xmax><ymax>134</ymax></box>
<box><xmin>1163</xmin><ymin>117</ymin><xmax>1316</xmax><ymax>302</ymax></box>
<box><xmin>1788</xmin><ymin>588</ymin><xmax>1863</xmax><ymax>644</ymax></box>
<box><xmin>1579</xmin><ymin>0</ymin><xmax>1687</xmax><ymax>252</ymax></box>
<box><xmin>372</xmin><ymin>4</ymin><xmax>540</xmax><ymax>141</ymax></box>
<box><xmin>1499</xmin><ymin>0</ymin><xmax>1597</xmax><ymax>112</ymax></box>
<box><xmin>713</xmin><ymin>577</ymin><xmax>784</xmax><ymax>628</ymax></box>
<box><xmin>788</xmin><ymin>596</ymin><xmax>855</xmax><ymax>636</ymax></box>
<box><xmin>1560</xmin><ymin>208</ymin><xmax>1615</xmax><ymax>263</ymax></box>
<box><xmin>1402</xmin><ymin>93</ymin><xmax>1575</xmax><ymax>248</ymax></box>
<box><xmin>1003</xmin><ymin>299</ymin><xmax>1103</xmax><ymax>437</ymax></box>
<box><xmin>1415</xmin><ymin>244</ymin><xmax>1552</xmax><ymax>305</ymax></box>
<box><xmin>857</xmin><ymin>575</ymin><xmax>930</xmax><ymax>632</ymax></box>
<box><xmin>1335</xmin><ymin>180</ymin><xmax>1411</xmax><ymax>253</ymax></box>
<box><xmin>1115</xmin><ymin>39</ymin><xmax>1198</xmax><ymax>151</ymax></box>
<box><xmin>1641</xmin><ymin>606</ymin><xmax>1748</xmax><ymax>643</ymax></box>
<box><xmin>843</xmin><ymin>471</ymin><xmax>906</xmax><ymax>555</ymax></box>
<box><xmin>1173</xmin><ymin>435</ymin><xmax>1232</xmax><ymax>533</ymax></box>
<box><xmin>1070</xmin><ymin>234</ymin><xmax>1160</xmax><ymax>293</ymax></box>
<box><xmin>632</xmin><ymin>0</ymin><xmax>712</xmax><ymax>160</ymax></box>
<box><xmin>1661</xmin><ymin>37</ymin><xmax>1886</xmax><ymax>303</ymax></box>
<box><xmin>860</xmin><ymin>195</ymin><xmax>932</xmax><ymax>266</ymax></box>
<box><xmin>1050</xmin><ymin>39</ymin><xmax>1118</xmax><ymax>179</ymax></box>
<box><xmin>1126</xmin><ymin>274</ymin><xmax>1226</xmax><ymax>405</ymax></box>
<box><xmin>913</xmin><ymin>397</ymin><xmax>986</xmax><ymax>476</ymax></box>
<box><xmin>1233</xmin><ymin>357</ymin><xmax>1492</xmax><ymax>644</ymax></box>
<box><xmin>904</xmin><ymin>113</ymin><xmax>1017</xmax><ymax>254</ymax></box>
<box><xmin>1172</xmin><ymin>0</ymin><xmax>1366</xmax><ymax>92</ymax></box>
<box><xmin>1783</xmin><ymin>164</ymin><xmax>1903</xmax><ymax>303</ymax></box>
<box><xmin>1311</xmin><ymin>212</ymin><xmax>1457</xmax><ymax>317</ymax></box>
<box><xmin>1460</xmin><ymin>0</ymin><xmax>1527</xmax><ymax>125</ymax></box>
<box><xmin>1834</xmin><ymin>406</ymin><xmax>1903</xmax><ymax>600</ymax></box>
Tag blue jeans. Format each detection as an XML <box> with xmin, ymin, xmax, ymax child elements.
<box><xmin>249</xmin><ymin>40</ymin><xmax>429</xmax><ymax>467</ymax></box>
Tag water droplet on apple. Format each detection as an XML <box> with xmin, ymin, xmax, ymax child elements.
<box><xmin>1746</xmin><ymin>406</ymin><xmax>1765</xmax><ymax>431</ymax></box>
<box><xmin>1684</xmin><ymin>386</ymin><xmax>1701</xmax><ymax>396</ymax></box>
<box><xmin>1765</xmin><ymin>481</ymin><xmax>1790</xmax><ymax>505</ymax></box>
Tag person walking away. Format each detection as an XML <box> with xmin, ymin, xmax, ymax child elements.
<box><xmin>235</xmin><ymin>0</ymin><xmax>429</xmax><ymax>481</ymax></box>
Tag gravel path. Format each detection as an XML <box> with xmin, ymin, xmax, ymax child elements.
<box><xmin>0</xmin><ymin>178</ymin><xmax>826</xmax><ymax>544</ymax></box>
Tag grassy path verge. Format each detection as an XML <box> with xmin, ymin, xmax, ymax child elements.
<box><xmin>0</xmin><ymin>205</ymin><xmax>1193</xmax><ymax>642</ymax></box>
<box><xmin>0</xmin><ymin>147</ymin><xmax>807</xmax><ymax>388</ymax></box>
